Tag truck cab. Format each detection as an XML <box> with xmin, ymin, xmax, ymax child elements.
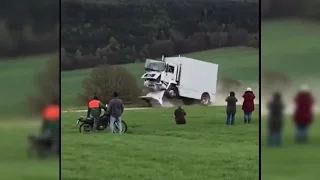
<box><xmin>141</xmin><ymin>59</ymin><xmax>179</xmax><ymax>91</ymax></box>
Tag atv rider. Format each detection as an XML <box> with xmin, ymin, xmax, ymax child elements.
<box><xmin>33</xmin><ymin>102</ymin><xmax>60</xmax><ymax>156</ymax></box>
<box><xmin>87</xmin><ymin>96</ymin><xmax>106</xmax><ymax>131</ymax></box>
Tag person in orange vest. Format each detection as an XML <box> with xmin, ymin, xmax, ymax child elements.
<box><xmin>87</xmin><ymin>96</ymin><xmax>106</xmax><ymax>131</ymax></box>
<box><xmin>41</xmin><ymin>103</ymin><xmax>60</xmax><ymax>155</ymax></box>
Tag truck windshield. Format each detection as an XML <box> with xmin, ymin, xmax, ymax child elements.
<box><xmin>145</xmin><ymin>60</ymin><xmax>165</xmax><ymax>71</ymax></box>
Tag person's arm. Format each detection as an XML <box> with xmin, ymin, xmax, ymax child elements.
<box><xmin>280</xmin><ymin>102</ymin><xmax>285</xmax><ymax>111</ymax></box>
<box><xmin>107</xmin><ymin>100</ymin><xmax>112</xmax><ymax>114</ymax></box>
<box><xmin>99</xmin><ymin>102</ymin><xmax>106</xmax><ymax>111</ymax></box>
<box><xmin>267</xmin><ymin>101</ymin><xmax>272</xmax><ymax>110</ymax></box>
<box><xmin>120</xmin><ymin>100</ymin><xmax>124</xmax><ymax>114</ymax></box>
<box><xmin>309</xmin><ymin>94</ymin><xmax>314</xmax><ymax>105</ymax></box>
<box><xmin>183</xmin><ymin>109</ymin><xmax>186</xmax><ymax>116</ymax></box>
<box><xmin>41</xmin><ymin>121</ymin><xmax>48</xmax><ymax>133</ymax></box>
<box><xmin>87</xmin><ymin>107</ymin><xmax>91</xmax><ymax>117</ymax></box>
<box><xmin>235</xmin><ymin>98</ymin><xmax>238</xmax><ymax>102</ymax></box>
<box><xmin>225</xmin><ymin>96</ymin><xmax>229</xmax><ymax>102</ymax></box>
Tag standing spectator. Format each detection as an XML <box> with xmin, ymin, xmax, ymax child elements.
<box><xmin>267</xmin><ymin>92</ymin><xmax>285</xmax><ymax>147</ymax></box>
<box><xmin>108</xmin><ymin>91</ymin><xmax>124</xmax><ymax>134</ymax></box>
<box><xmin>293</xmin><ymin>85</ymin><xmax>314</xmax><ymax>143</ymax></box>
<box><xmin>174</xmin><ymin>106</ymin><xmax>186</xmax><ymax>124</ymax></box>
<box><xmin>242</xmin><ymin>87</ymin><xmax>255</xmax><ymax>124</ymax></box>
<box><xmin>225</xmin><ymin>91</ymin><xmax>238</xmax><ymax>125</ymax></box>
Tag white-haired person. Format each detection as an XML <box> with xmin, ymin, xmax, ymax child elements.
<box><xmin>293</xmin><ymin>84</ymin><xmax>314</xmax><ymax>143</ymax></box>
<box><xmin>242</xmin><ymin>87</ymin><xmax>255</xmax><ymax>124</ymax></box>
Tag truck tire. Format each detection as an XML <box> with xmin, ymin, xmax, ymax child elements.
<box><xmin>165</xmin><ymin>86</ymin><xmax>179</xmax><ymax>99</ymax></box>
<box><xmin>200</xmin><ymin>93</ymin><xmax>210</xmax><ymax>106</ymax></box>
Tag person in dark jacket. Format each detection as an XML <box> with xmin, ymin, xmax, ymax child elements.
<box><xmin>267</xmin><ymin>92</ymin><xmax>285</xmax><ymax>147</ymax></box>
<box><xmin>108</xmin><ymin>91</ymin><xmax>124</xmax><ymax>133</ymax></box>
<box><xmin>174</xmin><ymin>106</ymin><xmax>186</xmax><ymax>124</ymax></box>
<box><xmin>293</xmin><ymin>85</ymin><xmax>314</xmax><ymax>143</ymax></box>
<box><xmin>242</xmin><ymin>87</ymin><xmax>255</xmax><ymax>124</ymax></box>
<box><xmin>225</xmin><ymin>91</ymin><xmax>238</xmax><ymax>125</ymax></box>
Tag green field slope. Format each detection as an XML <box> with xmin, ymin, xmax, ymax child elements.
<box><xmin>0</xmin><ymin>56</ymin><xmax>51</xmax><ymax>118</ymax></box>
<box><xmin>62</xmin><ymin>46</ymin><xmax>259</xmax><ymax>108</ymax></box>
<box><xmin>62</xmin><ymin>106</ymin><xmax>259</xmax><ymax>180</ymax></box>
<box><xmin>262</xmin><ymin>19</ymin><xmax>320</xmax><ymax>82</ymax></box>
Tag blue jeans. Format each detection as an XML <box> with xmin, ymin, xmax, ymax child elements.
<box><xmin>244</xmin><ymin>112</ymin><xmax>252</xmax><ymax>123</ymax></box>
<box><xmin>296</xmin><ymin>125</ymin><xmax>309</xmax><ymax>142</ymax></box>
<box><xmin>226</xmin><ymin>113</ymin><xmax>235</xmax><ymax>125</ymax></box>
<box><xmin>268</xmin><ymin>131</ymin><xmax>281</xmax><ymax>147</ymax></box>
<box><xmin>110</xmin><ymin>116</ymin><xmax>122</xmax><ymax>134</ymax></box>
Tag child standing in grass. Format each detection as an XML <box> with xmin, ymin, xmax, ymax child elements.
<box><xmin>225</xmin><ymin>91</ymin><xmax>237</xmax><ymax>125</ymax></box>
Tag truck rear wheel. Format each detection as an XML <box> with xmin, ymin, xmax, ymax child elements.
<box><xmin>200</xmin><ymin>93</ymin><xmax>210</xmax><ymax>106</ymax></box>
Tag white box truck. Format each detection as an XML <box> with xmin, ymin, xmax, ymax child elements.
<box><xmin>140</xmin><ymin>55</ymin><xmax>219</xmax><ymax>107</ymax></box>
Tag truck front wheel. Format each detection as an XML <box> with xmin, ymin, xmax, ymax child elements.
<box><xmin>165</xmin><ymin>86</ymin><xmax>179</xmax><ymax>99</ymax></box>
<box><xmin>200</xmin><ymin>93</ymin><xmax>210</xmax><ymax>106</ymax></box>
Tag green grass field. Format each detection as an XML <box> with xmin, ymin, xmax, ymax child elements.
<box><xmin>62</xmin><ymin>106</ymin><xmax>259</xmax><ymax>180</ymax></box>
<box><xmin>261</xmin><ymin>19</ymin><xmax>320</xmax><ymax>180</ymax></box>
<box><xmin>261</xmin><ymin>116</ymin><xmax>320</xmax><ymax>180</ymax></box>
<box><xmin>0</xmin><ymin>55</ymin><xmax>58</xmax><ymax>180</ymax></box>
<box><xmin>61</xmin><ymin>46</ymin><xmax>259</xmax><ymax>108</ymax></box>
<box><xmin>0</xmin><ymin>121</ymin><xmax>59</xmax><ymax>180</ymax></box>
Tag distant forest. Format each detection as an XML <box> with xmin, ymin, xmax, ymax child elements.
<box><xmin>61</xmin><ymin>1</ymin><xmax>259</xmax><ymax>70</ymax></box>
<box><xmin>0</xmin><ymin>0</ymin><xmax>58</xmax><ymax>58</ymax></box>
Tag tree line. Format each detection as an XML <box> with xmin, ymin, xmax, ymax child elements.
<box><xmin>61</xmin><ymin>1</ymin><xmax>259</xmax><ymax>70</ymax></box>
<box><xmin>0</xmin><ymin>0</ymin><xmax>58</xmax><ymax>58</ymax></box>
<box><xmin>262</xmin><ymin>0</ymin><xmax>320</xmax><ymax>20</ymax></box>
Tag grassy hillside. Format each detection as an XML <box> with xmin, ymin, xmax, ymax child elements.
<box><xmin>61</xmin><ymin>46</ymin><xmax>259</xmax><ymax>108</ymax></box>
<box><xmin>262</xmin><ymin>19</ymin><xmax>320</xmax><ymax>83</ymax></box>
<box><xmin>0</xmin><ymin>56</ymin><xmax>52</xmax><ymax>118</ymax></box>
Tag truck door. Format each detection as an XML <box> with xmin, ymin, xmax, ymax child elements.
<box><xmin>163</xmin><ymin>63</ymin><xmax>178</xmax><ymax>83</ymax></box>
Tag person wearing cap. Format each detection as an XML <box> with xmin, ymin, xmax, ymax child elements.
<box><xmin>87</xmin><ymin>96</ymin><xmax>106</xmax><ymax>131</ymax></box>
<box><xmin>293</xmin><ymin>84</ymin><xmax>314</xmax><ymax>143</ymax></box>
<box><xmin>242</xmin><ymin>87</ymin><xmax>255</xmax><ymax>124</ymax></box>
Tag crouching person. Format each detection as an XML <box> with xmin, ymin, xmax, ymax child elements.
<box><xmin>293</xmin><ymin>85</ymin><xmax>314</xmax><ymax>143</ymax></box>
<box><xmin>267</xmin><ymin>92</ymin><xmax>284</xmax><ymax>147</ymax></box>
<box><xmin>174</xmin><ymin>106</ymin><xmax>186</xmax><ymax>124</ymax></box>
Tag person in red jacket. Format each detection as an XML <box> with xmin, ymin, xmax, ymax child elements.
<box><xmin>293</xmin><ymin>85</ymin><xmax>314</xmax><ymax>143</ymax></box>
<box><xmin>242</xmin><ymin>87</ymin><xmax>255</xmax><ymax>124</ymax></box>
